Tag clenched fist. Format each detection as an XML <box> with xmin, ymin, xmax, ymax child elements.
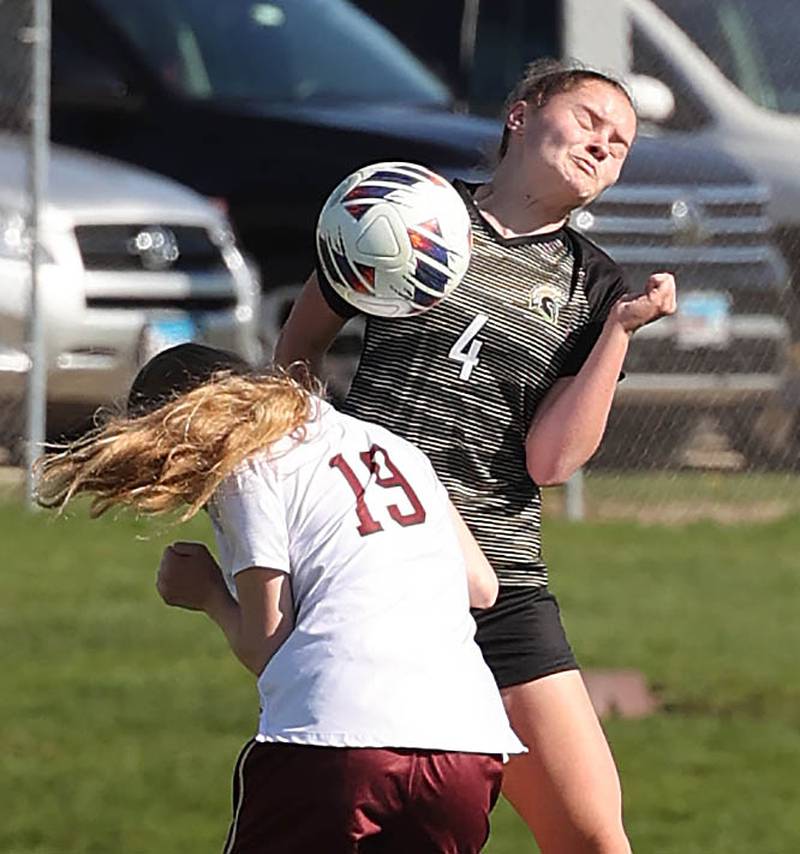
<box><xmin>609</xmin><ymin>272</ymin><xmax>677</xmax><ymax>334</ymax></box>
<box><xmin>156</xmin><ymin>541</ymin><xmax>225</xmax><ymax>612</ymax></box>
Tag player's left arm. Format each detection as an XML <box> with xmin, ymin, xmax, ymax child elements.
<box><xmin>526</xmin><ymin>273</ymin><xmax>676</xmax><ymax>485</ymax></box>
<box><xmin>156</xmin><ymin>541</ymin><xmax>295</xmax><ymax>676</ymax></box>
<box><xmin>447</xmin><ymin>500</ymin><xmax>498</xmax><ymax>609</ymax></box>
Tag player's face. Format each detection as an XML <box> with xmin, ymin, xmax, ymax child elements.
<box><xmin>511</xmin><ymin>80</ymin><xmax>637</xmax><ymax>208</ymax></box>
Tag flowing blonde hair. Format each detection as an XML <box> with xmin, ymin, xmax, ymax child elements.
<box><xmin>35</xmin><ymin>369</ymin><xmax>315</xmax><ymax>521</ymax></box>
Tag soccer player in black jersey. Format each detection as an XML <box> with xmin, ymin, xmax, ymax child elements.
<box><xmin>276</xmin><ymin>60</ymin><xmax>676</xmax><ymax>854</ymax></box>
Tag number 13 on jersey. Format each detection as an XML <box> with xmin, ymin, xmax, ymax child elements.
<box><xmin>448</xmin><ymin>313</ymin><xmax>489</xmax><ymax>381</ymax></box>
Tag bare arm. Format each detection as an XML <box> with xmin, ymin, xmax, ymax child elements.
<box><xmin>273</xmin><ymin>271</ymin><xmax>348</xmax><ymax>377</ymax></box>
<box><xmin>447</xmin><ymin>500</ymin><xmax>498</xmax><ymax>609</ymax></box>
<box><xmin>525</xmin><ymin>325</ymin><xmax>628</xmax><ymax>485</ymax></box>
<box><xmin>526</xmin><ymin>273</ymin><xmax>677</xmax><ymax>485</ymax></box>
<box><xmin>156</xmin><ymin>542</ymin><xmax>295</xmax><ymax>676</ymax></box>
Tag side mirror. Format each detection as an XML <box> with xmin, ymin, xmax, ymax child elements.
<box><xmin>626</xmin><ymin>73</ymin><xmax>675</xmax><ymax>124</ymax></box>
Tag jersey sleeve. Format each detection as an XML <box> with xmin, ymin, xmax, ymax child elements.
<box><xmin>316</xmin><ymin>255</ymin><xmax>360</xmax><ymax>319</ymax></box>
<box><xmin>211</xmin><ymin>458</ymin><xmax>291</xmax><ymax>576</ymax></box>
<box><xmin>206</xmin><ymin>509</ymin><xmax>237</xmax><ymax>594</ymax></box>
<box><xmin>557</xmin><ymin>232</ymin><xmax>629</xmax><ymax>378</ymax></box>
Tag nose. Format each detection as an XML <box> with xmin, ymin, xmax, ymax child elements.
<box><xmin>586</xmin><ymin>139</ymin><xmax>609</xmax><ymax>162</ymax></box>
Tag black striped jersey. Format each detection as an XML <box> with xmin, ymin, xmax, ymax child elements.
<box><xmin>318</xmin><ymin>180</ymin><xmax>627</xmax><ymax>587</ymax></box>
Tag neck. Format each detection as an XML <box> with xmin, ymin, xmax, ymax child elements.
<box><xmin>476</xmin><ymin>156</ymin><xmax>574</xmax><ymax>237</ymax></box>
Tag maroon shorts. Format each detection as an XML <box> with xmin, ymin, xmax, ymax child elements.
<box><xmin>222</xmin><ymin>741</ymin><xmax>503</xmax><ymax>854</ymax></box>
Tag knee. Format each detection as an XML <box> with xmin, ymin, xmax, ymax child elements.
<box><xmin>571</xmin><ymin>826</ymin><xmax>632</xmax><ymax>854</ymax></box>
<box><xmin>535</xmin><ymin>816</ymin><xmax>630</xmax><ymax>854</ymax></box>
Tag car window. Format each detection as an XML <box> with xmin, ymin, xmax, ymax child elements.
<box><xmin>351</xmin><ymin>0</ymin><xmax>559</xmax><ymax>113</ymax></box>
<box><xmin>93</xmin><ymin>0</ymin><xmax>450</xmax><ymax>106</ymax></box>
<box><xmin>469</xmin><ymin>0</ymin><xmax>559</xmax><ymax>115</ymax></box>
<box><xmin>51</xmin><ymin>25</ymin><xmax>132</xmax><ymax>99</ymax></box>
<box><xmin>0</xmin><ymin>2</ymin><xmax>29</xmax><ymax>126</ymax></box>
<box><xmin>654</xmin><ymin>0</ymin><xmax>800</xmax><ymax>114</ymax></box>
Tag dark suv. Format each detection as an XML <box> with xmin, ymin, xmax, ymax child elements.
<box><xmin>48</xmin><ymin>0</ymin><xmax>495</xmax><ymax>285</ymax></box>
<box><xmin>39</xmin><ymin>0</ymin><xmax>793</xmax><ymax>464</ymax></box>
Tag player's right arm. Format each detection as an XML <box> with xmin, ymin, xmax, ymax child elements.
<box><xmin>156</xmin><ymin>541</ymin><xmax>294</xmax><ymax>676</ymax></box>
<box><xmin>447</xmin><ymin>501</ymin><xmax>498</xmax><ymax>609</ymax></box>
<box><xmin>526</xmin><ymin>272</ymin><xmax>676</xmax><ymax>485</ymax></box>
<box><xmin>273</xmin><ymin>271</ymin><xmax>348</xmax><ymax>377</ymax></box>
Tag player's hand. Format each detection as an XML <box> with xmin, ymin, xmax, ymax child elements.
<box><xmin>156</xmin><ymin>541</ymin><xmax>224</xmax><ymax>612</ymax></box>
<box><xmin>608</xmin><ymin>272</ymin><xmax>677</xmax><ymax>334</ymax></box>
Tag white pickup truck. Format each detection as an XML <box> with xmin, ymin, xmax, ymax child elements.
<box><xmin>0</xmin><ymin>136</ymin><xmax>261</xmax><ymax>452</ymax></box>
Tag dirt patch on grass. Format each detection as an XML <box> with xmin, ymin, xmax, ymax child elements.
<box><xmin>590</xmin><ymin>499</ymin><xmax>792</xmax><ymax>525</ymax></box>
<box><xmin>583</xmin><ymin>669</ymin><xmax>660</xmax><ymax>719</ymax></box>
<box><xmin>0</xmin><ymin>466</ymin><xmax>24</xmax><ymax>499</ymax></box>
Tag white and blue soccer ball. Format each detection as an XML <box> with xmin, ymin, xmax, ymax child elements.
<box><xmin>316</xmin><ymin>161</ymin><xmax>473</xmax><ymax>318</ymax></box>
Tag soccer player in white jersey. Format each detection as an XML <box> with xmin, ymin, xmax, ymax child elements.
<box><xmin>276</xmin><ymin>60</ymin><xmax>677</xmax><ymax>853</ymax></box>
<box><xmin>36</xmin><ymin>343</ymin><xmax>524</xmax><ymax>854</ymax></box>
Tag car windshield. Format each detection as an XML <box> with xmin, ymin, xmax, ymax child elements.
<box><xmin>655</xmin><ymin>0</ymin><xmax>800</xmax><ymax>113</ymax></box>
<box><xmin>94</xmin><ymin>0</ymin><xmax>451</xmax><ymax>106</ymax></box>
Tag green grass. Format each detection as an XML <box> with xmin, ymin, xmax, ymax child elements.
<box><xmin>2</xmin><ymin>501</ymin><xmax>800</xmax><ymax>853</ymax></box>
<box><xmin>585</xmin><ymin>469</ymin><xmax>800</xmax><ymax>502</ymax></box>
<box><xmin>548</xmin><ymin>470</ymin><xmax>800</xmax><ymax>522</ymax></box>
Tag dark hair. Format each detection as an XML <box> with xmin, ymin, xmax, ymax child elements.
<box><xmin>127</xmin><ymin>342</ymin><xmax>250</xmax><ymax>417</ymax></box>
<box><xmin>36</xmin><ymin>344</ymin><xmax>316</xmax><ymax>520</ymax></box>
<box><xmin>498</xmin><ymin>58</ymin><xmax>635</xmax><ymax>159</ymax></box>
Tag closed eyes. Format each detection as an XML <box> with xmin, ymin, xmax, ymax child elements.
<box><xmin>574</xmin><ymin>107</ymin><xmax>631</xmax><ymax>157</ymax></box>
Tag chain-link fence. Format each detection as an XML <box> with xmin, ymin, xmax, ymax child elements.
<box><xmin>262</xmin><ymin>0</ymin><xmax>800</xmax><ymax>526</ymax></box>
<box><xmin>574</xmin><ymin>0</ymin><xmax>800</xmax><ymax>524</ymax></box>
<box><xmin>571</xmin><ymin>175</ymin><xmax>800</xmax><ymax>522</ymax></box>
<box><xmin>3</xmin><ymin>0</ymin><xmax>800</xmax><ymax>528</ymax></box>
<box><xmin>580</xmin><ymin>343</ymin><xmax>800</xmax><ymax>526</ymax></box>
<box><xmin>0</xmin><ymin>0</ymin><xmax>36</xmax><ymax>474</ymax></box>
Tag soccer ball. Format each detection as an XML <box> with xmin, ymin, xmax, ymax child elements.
<box><xmin>316</xmin><ymin>161</ymin><xmax>472</xmax><ymax>317</ymax></box>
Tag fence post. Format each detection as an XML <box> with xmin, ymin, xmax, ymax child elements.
<box><xmin>565</xmin><ymin>467</ymin><xmax>585</xmax><ymax>521</ymax></box>
<box><xmin>24</xmin><ymin>0</ymin><xmax>50</xmax><ymax>506</ymax></box>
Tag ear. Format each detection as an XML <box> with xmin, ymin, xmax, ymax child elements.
<box><xmin>506</xmin><ymin>100</ymin><xmax>527</xmax><ymax>134</ymax></box>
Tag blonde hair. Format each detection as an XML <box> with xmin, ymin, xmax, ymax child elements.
<box><xmin>35</xmin><ymin>370</ymin><xmax>315</xmax><ymax>521</ymax></box>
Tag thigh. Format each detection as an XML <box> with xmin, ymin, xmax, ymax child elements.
<box><xmin>500</xmin><ymin>671</ymin><xmax>631</xmax><ymax>854</ymax></box>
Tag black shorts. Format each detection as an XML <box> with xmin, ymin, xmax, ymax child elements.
<box><xmin>472</xmin><ymin>586</ymin><xmax>578</xmax><ymax>689</ymax></box>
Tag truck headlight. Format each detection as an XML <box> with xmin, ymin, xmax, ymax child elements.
<box><xmin>210</xmin><ymin>219</ymin><xmax>248</xmax><ymax>272</ymax></box>
<box><xmin>0</xmin><ymin>208</ymin><xmax>53</xmax><ymax>262</ymax></box>
<box><xmin>0</xmin><ymin>209</ymin><xmax>28</xmax><ymax>260</ymax></box>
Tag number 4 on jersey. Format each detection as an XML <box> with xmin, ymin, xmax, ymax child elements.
<box><xmin>448</xmin><ymin>313</ymin><xmax>488</xmax><ymax>381</ymax></box>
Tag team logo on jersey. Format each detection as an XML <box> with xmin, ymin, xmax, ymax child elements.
<box><xmin>514</xmin><ymin>284</ymin><xmax>563</xmax><ymax>324</ymax></box>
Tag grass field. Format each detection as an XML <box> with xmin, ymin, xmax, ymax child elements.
<box><xmin>550</xmin><ymin>469</ymin><xmax>800</xmax><ymax>523</ymax></box>
<box><xmin>2</xmin><ymin>494</ymin><xmax>799</xmax><ymax>853</ymax></box>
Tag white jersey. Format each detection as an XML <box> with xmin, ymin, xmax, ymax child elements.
<box><xmin>209</xmin><ymin>399</ymin><xmax>523</xmax><ymax>756</ymax></box>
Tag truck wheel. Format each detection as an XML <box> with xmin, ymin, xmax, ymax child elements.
<box><xmin>722</xmin><ymin>406</ymin><xmax>799</xmax><ymax>470</ymax></box>
<box><xmin>589</xmin><ymin>407</ymin><xmax>692</xmax><ymax>470</ymax></box>
<box><xmin>0</xmin><ymin>400</ymin><xmax>26</xmax><ymax>468</ymax></box>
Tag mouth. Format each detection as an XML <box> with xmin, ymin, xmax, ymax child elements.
<box><xmin>571</xmin><ymin>156</ymin><xmax>597</xmax><ymax>178</ymax></box>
